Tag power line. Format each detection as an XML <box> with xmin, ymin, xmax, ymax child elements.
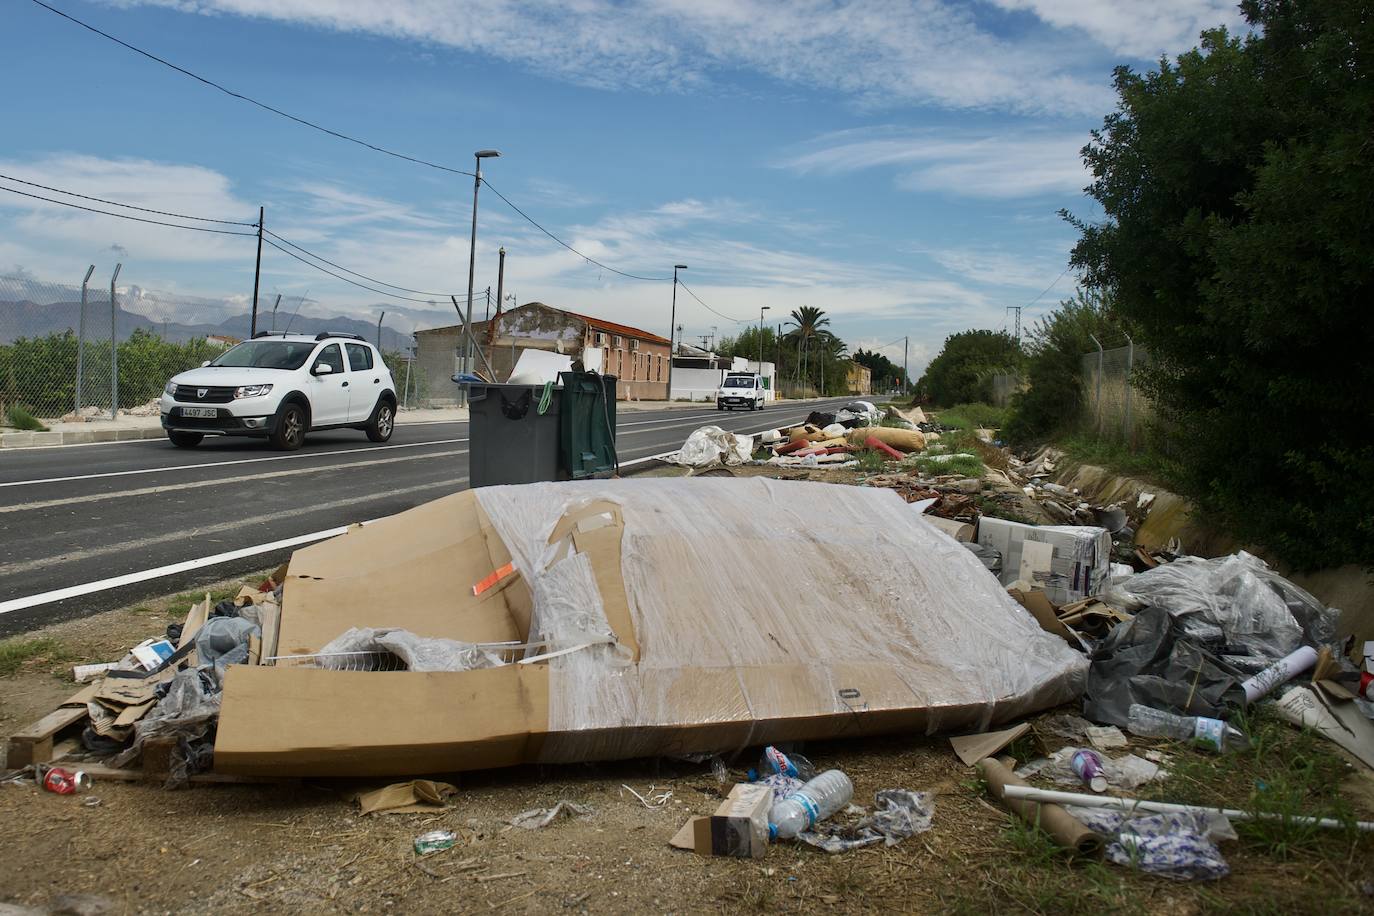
<box><xmin>31</xmin><ymin>0</ymin><xmax>676</xmax><ymax>285</ymax></box>
<box><xmin>0</xmin><ymin>182</ymin><xmax>258</xmax><ymax>236</ymax></box>
<box><xmin>28</xmin><ymin>0</ymin><xmax>476</xmax><ymax>180</ymax></box>
<box><xmin>479</xmin><ymin>181</ymin><xmax>670</xmax><ymax>282</ymax></box>
<box><xmin>1025</xmin><ymin>264</ymin><xmax>1073</xmax><ymax>309</ymax></box>
<box><xmin>263</xmin><ymin>229</ymin><xmax>456</xmax><ymax>297</ymax></box>
<box><xmin>675</xmin><ymin>278</ymin><xmax>744</xmax><ymax>323</ymax></box>
<box><xmin>0</xmin><ymin>171</ymin><xmax>257</xmax><ymax>226</ymax></box>
<box><xmin>261</xmin><ymin>238</ymin><xmax>446</xmax><ymax>304</ymax></box>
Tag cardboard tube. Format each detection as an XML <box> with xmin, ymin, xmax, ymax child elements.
<box><xmin>1241</xmin><ymin>645</ymin><xmax>1318</xmax><ymax>704</ymax></box>
<box><xmin>978</xmin><ymin>757</ymin><xmax>1103</xmax><ymax>855</ymax></box>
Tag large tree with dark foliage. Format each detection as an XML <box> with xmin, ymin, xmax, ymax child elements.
<box><xmin>1066</xmin><ymin>0</ymin><xmax>1373</xmax><ymax>570</ymax></box>
<box><xmin>916</xmin><ymin>329</ymin><xmax>1020</xmax><ymax>406</ymax></box>
<box><xmin>852</xmin><ymin>348</ymin><xmax>907</xmax><ymax>391</ymax></box>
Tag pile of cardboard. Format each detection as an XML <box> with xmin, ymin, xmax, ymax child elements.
<box><xmin>212</xmin><ymin>478</ymin><xmax>1088</xmax><ymax>777</ymax></box>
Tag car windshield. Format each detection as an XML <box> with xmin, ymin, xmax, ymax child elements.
<box><xmin>210</xmin><ymin>340</ymin><xmax>316</xmax><ymax>370</ymax></box>
<box><xmin>723</xmin><ymin>377</ymin><xmax>754</xmax><ymax>388</ymax></box>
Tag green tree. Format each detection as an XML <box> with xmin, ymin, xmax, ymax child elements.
<box><xmin>1065</xmin><ymin>0</ymin><xmax>1374</xmax><ymax>569</ymax></box>
<box><xmin>784</xmin><ymin>306</ymin><xmax>829</xmax><ymax>385</ymax></box>
<box><xmin>1003</xmin><ymin>289</ymin><xmax>1119</xmax><ymax>446</ymax></box>
<box><xmin>853</xmin><ymin>348</ymin><xmax>907</xmax><ymax>391</ymax></box>
<box><xmin>916</xmin><ymin>329</ymin><xmax>1020</xmax><ymax>406</ymax></box>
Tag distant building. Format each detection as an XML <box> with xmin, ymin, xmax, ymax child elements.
<box><xmin>413</xmin><ymin>302</ymin><xmax>671</xmax><ymax>404</ymax></box>
<box><xmin>669</xmin><ymin>346</ymin><xmax>777</xmax><ymax>402</ymax></box>
<box><xmin>846</xmin><ymin>361</ymin><xmax>872</xmax><ymax>395</ymax></box>
<box><xmin>205</xmin><ymin>334</ymin><xmax>240</xmax><ymax>348</ymax></box>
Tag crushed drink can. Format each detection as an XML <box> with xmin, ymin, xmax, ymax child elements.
<box><xmin>413</xmin><ymin>830</ymin><xmax>457</xmax><ymax>855</ymax></box>
<box><xmin>39</xmin><ymin>765</ymin><xmax>91</xmax><ymax>795</ymax></box>
<box><xmin>1069</xmin><ymin>749</ymin><xmax>1108</xmax><ymax>792</ymax></box>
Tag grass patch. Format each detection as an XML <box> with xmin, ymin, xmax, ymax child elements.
<box><xmin>0</xmin><ymin>636</ymin><xmax>73</xmax><ymax>677</ymax></box>
<box><xmin>905</xmin><ymin>448</ymin><xmax>985</xmax><ymax>478</ymax></box>
<box><xmin>5</xmin><ymin>405</ymin><xmax>48</xmax><ymax>431</ymax></box>
<box><xmin>854</xmin><ymin>449</ymin><xmax>890</xmax><ymax>473</ymax></box>
<box><xmin>1057</xmin><ymin>433</ymin><xmax>1184</xmax><ymax>489</ymax></box>
<box><xmin>934</xmin><ymin>402</ymin><xmax>1008</xmax><ymax>431</ymax></box>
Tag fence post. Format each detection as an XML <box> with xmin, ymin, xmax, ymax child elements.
<box><xmin>75</xmin><ymin>264</ymin><xmax>95</xmax><ymax>416</ymax></box>
<box><xmin>402</xmin><ymin>355</ymin><xmax>412</xmax><ymax>410</ymax></box>
<box><xmin>109</xmin><ymin>263</ymin><xmax>121</xmax><ymax>419</ymax></box>
<box><xmin>1123</xmin><ymin>333</ymin><xmax>1134</xmax><ymax>445</ymax></box>
<box><xmin>1089</xmin><ymin>333</ymin><xmax>1104</xmax><ymax>436</ymax></box>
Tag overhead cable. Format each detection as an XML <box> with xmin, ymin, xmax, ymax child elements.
<box><xmin>263</xmin><ymin>229</ymin><xmax>456</xmax><ymax>297</ymax></box>
<box><xmin>0</xmin><ymin>171</ymin><xmax>257</xmax><ymax>226</ymax></box>
<box><xmin>676</xmin><ymin>278</ymin><xmax>744</xmax><ymax>323</ymax></box>
<box><xmin>0</xmin><ymin>183</ymin><xmax>258</xmax><ymax>236</ymax></box>
<box><xmin>261</xmin><ymin>238</ymin><xmax>447</xmax><ymax>303</ymax></box>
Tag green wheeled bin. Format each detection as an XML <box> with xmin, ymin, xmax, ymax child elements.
<box><xmin>558</xmin><ymin>372</ymin><xmax>618</xmax><ymax>479</ymax></box>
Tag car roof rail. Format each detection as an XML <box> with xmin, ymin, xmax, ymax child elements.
<box><xmin>315</xmin><ymin>331</ymin><xmax>369</xmax><ymax>342</ymax></box>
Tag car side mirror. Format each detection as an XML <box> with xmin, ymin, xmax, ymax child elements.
<box><xmin>312</xmin><ymin>363</ymin><xmax>334</xmax><ymax>376</ymax></box>
<box><xmin>201</xmin><ymin>360</ymin><xmax>211</xmax><ymax>368</ymax></box>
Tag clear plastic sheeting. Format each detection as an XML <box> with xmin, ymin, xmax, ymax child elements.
<box><xmin>669</xmin><ymin>425</ymin><xmax>754</xmax><ymax>467</ymax></box>
<box><xmin>316</xmin><ymin>627</ymin><xmax>508</xmax><ymax>672</ymax></box>
<box><xmin>113</xmin><ymin>669</ymin><xmax>221</xmax><ymax>773</ymax></box>
<box><xmin>1107</xmin><ymin>551</ymin><xmax>1338</xmax><ymax>661</ymax></box>
<box><xmin>476</xmin><ymin>478</ymin><xmax>1087</xmax><ymax>762</ymax></box>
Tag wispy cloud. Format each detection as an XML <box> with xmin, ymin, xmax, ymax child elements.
<box><xmin>988</xmin><ymin>0</ymin><xmax>1247</xmax><ymax>59</ymax></box>
<box><xmin>107</xmin><ymin>0</ymin><xmax>1154</xmax><ymax>116</ymax></box>
<box><xmin>778</xmin><ymin>127</ymin><xmax>1089</xmax><ymax>199</ymax></box>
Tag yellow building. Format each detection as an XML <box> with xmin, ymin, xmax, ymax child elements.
<box><xmin>846</xmin><ymin>361</ymin><xmax>871</xmax><ymax>395</ymax></box>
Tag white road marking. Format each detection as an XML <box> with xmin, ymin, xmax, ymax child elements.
<box><xmin>0</xmin><ymin>437</ymin><xmax>470</xmax><ymax>489</ymax></box>
<box><xmin>0</xmin><ymin>447</ymin><xmax>468</xmax><ymax>514</ymax></box>
<box><xmin>0</xmin><ymin>402</ymin><xmax>850</xmax><ymax>615</ymax></box>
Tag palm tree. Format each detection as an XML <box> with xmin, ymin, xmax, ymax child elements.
<box><xmin>784</xmin><ymin>306</ymin><xmax>829</xmax><ymax>384</ymax></box>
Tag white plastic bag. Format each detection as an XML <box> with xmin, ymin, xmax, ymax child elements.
<box><xmin>671</xmin><ymin>425</ymin><xmax>753</xmax><ymax>467</ymax></box>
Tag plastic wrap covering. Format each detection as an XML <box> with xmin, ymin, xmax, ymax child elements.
<box><xmin>113</xmin><ymin>669</ymin><xmax>221</xmax><ymax>769</ymax></box>
<box><xmin>476</xmin><ymin>478</ymin><xmax>1087</xmax><ymax>763</ymax></box>
<box><xmin>670</xmin><ymin>426</ymin><xmax>753</xmax><ymax>467</ymax></box>
<box><xmin>316</xmin><ymin>627</ymin><xmax>507</xmax><ymax>672</ymax></box>
<box><xmin>1107</xmin><ymin>551</ymin><xmax>1337</xmax><ymax>660</ymax></box>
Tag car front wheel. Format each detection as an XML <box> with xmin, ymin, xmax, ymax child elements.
<box><xmin>366</xmin><ymin>400</ymin><xmax>395</xmax><ymax>442</ymax></box>
<box><xmin>270</xmin><ymin>403</ymin><xmax>306</xmax><ymax>451</ymax></box>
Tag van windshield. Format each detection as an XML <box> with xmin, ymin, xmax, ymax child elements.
<box><xmin>210</xmin><ymin>340</ymin><xmax>316</xmax><ymax>370</ymax></box>
<box><xmin>723</xmin><ymin>377</ymin><xmax>755</xmax><ymax>388</ymax></box>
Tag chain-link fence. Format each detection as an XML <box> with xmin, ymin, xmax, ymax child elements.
<box><xmin>0</xmin><ymin>269</ymin><xmax>315</xmax><ymax>422</ymax></box>
<box><xmin>1081</xmin><ymin>342</ymin><xmax>1152</xmax><ymax>446</ymax></box>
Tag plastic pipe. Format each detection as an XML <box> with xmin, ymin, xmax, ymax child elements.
<box><xmin>1001</xmin><ymin>784</ymin><xmax>1374</xmax><ymax>832</ymax></box>
<box><xmin>1241</xmin><ymin>646</ymin><xmax>1319</xmax><ymax>704</ymax></box>
<box><xmin>864</xmin><ymin>436</ymin><xmax>904</xmax><ymax>460</ymax></box>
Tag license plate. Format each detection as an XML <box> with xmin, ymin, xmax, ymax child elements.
<box><xmin>181</xmin><ymin>407</ymin><xmax>217</xmax><ymax>419</ymax></box>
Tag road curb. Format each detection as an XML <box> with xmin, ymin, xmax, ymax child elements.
<box><xmin>0</xmin><ymin>427</ymin><xmax>165</xmax><ymax>449</ymax></box>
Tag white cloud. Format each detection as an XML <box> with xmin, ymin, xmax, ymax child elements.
<box><xmin>110</xmin><ymin>0</ymin><xmax>1136</xmax><ymax>116</ymax></box>
<box><xmin>987</xmin><ymin>0</ymin><xmax>1247</xmax><ymax>59</ymax></box>
<box><xmin>779</xmin><ymin>127</ymin><xmax>1089</xmax><ymax>198</ymax></box>
<box><xmin>920</xmin><ymin>245</ymin><xmax>1071</xmax><ymax>290</ymax></box>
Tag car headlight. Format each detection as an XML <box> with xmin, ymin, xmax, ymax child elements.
<box><xmin>164</xmin><ymin>381</ymin><xmax>177</xmax><ymax>396</ymax></box>
<box><xmin>234</xmin><ymin>384</ymin><xmax>273</xmax><ymax>399</ymax></box>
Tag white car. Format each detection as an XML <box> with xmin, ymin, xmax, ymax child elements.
<box><xmin>716</xmin><ymin>373</ymin><xmax>766</xmax><ymax>411</ymax></box>
<box><xmin>160</xmin><ymin>332</ymin><xmax>397</xmax><ymax>450</ymax></box>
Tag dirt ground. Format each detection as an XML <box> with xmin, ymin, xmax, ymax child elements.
<box><xmin>3</xmin><ymin>574</ymin><xmax>1374</xmax><ymax>915</ymax></box>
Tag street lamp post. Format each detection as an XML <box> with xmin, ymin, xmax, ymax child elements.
<box><xmin>667</xmin><ymin>264</ymin><xmax>686</xmax><ymax>400</ymax></box>
<box><xmin>461</xmin><ymin>149</ymin><xmax>501</xmax><ymax>405</ymax></box>
<box><xmin>758</xmin><ymin>305</ymin><xmax>770</xmax><ymax>392</ymax></box>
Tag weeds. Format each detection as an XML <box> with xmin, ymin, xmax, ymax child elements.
<box><xmin>0</xmin><ymin>636</ymin><xmax>73</xmax><ymax>677</ymax></box>
<box><xmin>5</xmin><ymin>405</ymin><xmax>48</xmax><ymax>431</ymax></box>
<box><xmin>934</xmin><ymin>402</ymin><xmax>1009</xmax><ymax>431</ymax></box>
<box><xmin>1057</xmin><ymin>433</ymin><xmax>1184</xmax><ymax>489</ymax></box>
<box><xmin>855</xmin><ymin>449</ymin><xmax>890</xmax><ymax>473</ymax></box>
<box><xmin>907</xmin><ymin>452</ymin><xmax>984</xmax><ymax>478</ymax></box>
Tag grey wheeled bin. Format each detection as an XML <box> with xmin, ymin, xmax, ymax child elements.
<box><xmin>465</xmin><ymin>382</ymin><xmax>565</xmax><ymax>487</ymax></box>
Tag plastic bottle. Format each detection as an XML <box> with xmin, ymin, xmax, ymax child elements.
<box><xmin>746</xmin><ymin>746</ymin><xmax>816</xmax><ymax>783</ymax></box>
<box><xmin>768</xmin><ymin>770</ymin><xmax>854</xmax><ymax>840</ymax></box>
<box><xmin>1126</xmin><ymin>703</ymin><xmax>1247</xmax><ymax>752</ymax></box>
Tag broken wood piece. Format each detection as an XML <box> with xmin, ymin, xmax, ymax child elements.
<box><xmin>475</xmin><ymin>871</ymin><xmax>527</xmax><ymax>883</ymax></box>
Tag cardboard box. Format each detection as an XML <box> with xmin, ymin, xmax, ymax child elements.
<box><xmin>214</xmin><ymin>481</ymin><xmax>1087</xmax><ymax>778</ymax></box>
<box><xmin>692</xmin><ymin>783</ymin><xmax>772</xmax><ymax>857</ymax></box>
<box><xmin>977</xmin><ymin>517</ymin><xmax>1111</xmax><ymax>605</ymax></box>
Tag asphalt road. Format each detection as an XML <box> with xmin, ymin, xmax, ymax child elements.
<box><xmin>0</xmin><ymin>396</ymin><xmax>861</xmax><ymax>635</ymax></box>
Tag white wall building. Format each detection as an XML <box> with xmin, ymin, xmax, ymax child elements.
<box><xmin>669</xmin><ymin>351</ymin><xmax>777</xmax><ymax>402</ymax></box>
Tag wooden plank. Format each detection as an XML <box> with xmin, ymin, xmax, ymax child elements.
<box><xmin>75</xmin><ymin>762</ymin><xmax>288</xmax><ymax>785</ymax></box>
<box><xmin>6</xmin><ymin>706</ymin><xmax>88</xmax><ymax>769</ymax></box>
<box><xmin>140</xmin><ymin>737</ymin><xmax>177</xmax><ymax>782</ymax></box>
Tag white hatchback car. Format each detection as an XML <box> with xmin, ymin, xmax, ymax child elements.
<box><xmin>160</xmin><ymin>332</ymin><xmax>397</xmax><ymax>450</ymax></box>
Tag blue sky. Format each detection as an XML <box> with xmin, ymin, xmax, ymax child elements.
<box><xmin>0</xmin><ymin>0</ymin><xmax>1243</xmax><ymax>374</ymax></box>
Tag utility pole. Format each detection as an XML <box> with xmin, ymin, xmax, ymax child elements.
<box><xmin>492</xmin><ymin>248</ymin><xmax>506</xmax><ymax>374</ymax></box>
<box><xmin>462</xmin><ymin>150</ymin><xmax>501</xmax><ymax>406</ymax></box>
<box><xmin>270</xmin><ymin>293</ymin><xmax>281</xmax><ymax>334</ymax></box>
<box><xmin>667</xmin><ymin>265</ymin><xmax>686</xmax><ymax>398</ymax></box>
<box><xmin>1006</xmin><ymin>306</ymin><xmax>1023</xmax><ymax>347</ymax></box>
<box><xmin>903</xmin><ymin>336</ymin><xmax>909</xmax><ymax>396</ymax></box>
<box><xmin>376</xmin><ymin>311</ymin><xmax>385</xmax><ymax>348</ymax></box>
<box><xmin>757</xmin><ymin>306</ymin><xmax>770</xmax><ymax>375</ymax></box>
<box><xmin>250</xmin><ymin>206</ymin><xmax>264</xmax><ymax>338</ymax></box>
<box><xmin>75</xmin><ymin>264</ymin><xmax>94</xmax><ymax>416</ymax></box>
<box><xmin>109</xmin><ymin>262</ymin><xmax>121</xmax><ymax>419</ymax></box>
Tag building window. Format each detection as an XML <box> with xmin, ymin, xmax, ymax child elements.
<box><xmin>612</xmin><ymin>335</ymin><xmax>623</xmax><ymax>348</ymax></box>
<box><xmin>630</xmin><ymin>339</ymin><xmax>640</xmax><ymax>351</ymax></box>
<box><xmin>594</xmin><ymin>332</ymin><xmax>605</xmax><ymax>346</ymax></box>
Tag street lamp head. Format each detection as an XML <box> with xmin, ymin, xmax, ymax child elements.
<box><xmin>475</xmin><ymin>149</ymin><xmax>501</xmax><ymax>158</ymax></box>
<box><xmin>761</xmin><ymin>306</ymin><xmax>771</xmax><ymax>311</ymax></box>
<box><xmin>674</xmin><ymin>264</ymin><xmax>688</xmax><ymax>270</ymax></box>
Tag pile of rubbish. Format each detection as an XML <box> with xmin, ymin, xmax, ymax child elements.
<box><xmin>670</xmin><ymin>401</ymin><xmax>933</xmax><ymax>471</ymax></box>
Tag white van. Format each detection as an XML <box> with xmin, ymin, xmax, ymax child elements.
<box><xmin>716</xmin><ymin>373</ymin><xmax>766</xmax><ymax>411</ymax></box>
